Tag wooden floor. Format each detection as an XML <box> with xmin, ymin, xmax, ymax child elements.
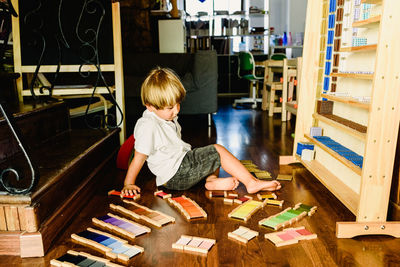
<box><xmin>1</xmin><ymin>100</ymin><xmax>400</xmax><ymax>266</ymax></box>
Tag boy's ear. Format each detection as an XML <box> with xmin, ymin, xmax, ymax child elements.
<box><xmin>145</xmin><ymin>105</ymin><xmax>155</xmax><ymax>112</ymax></box>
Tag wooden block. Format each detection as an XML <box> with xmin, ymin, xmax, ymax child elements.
<box><xmin>18</xmin><ymin>206</ymin><xmax>39</xmax><ymax>232</ymax></box>
<box><xmin>173</xmin><ymin>235</ymin><xmax>215</xmax><ymax>254</ymax></box>
<box><xmin>276</xmin><ymin>174</ymin><xmax>293</xmax><ymax>181</ymax></box>
<box><xmin>4</xmin><ymin>206</ymin><xmax>20</xmax><ymax>231</ymax></box>
<box><xmin>108</xmin><ymin>189</ymin><xmax>140</xmax><ymax>200</ymax></box>
<box><xmin>279</xmin><ymin>155</ymin><xmax>298</xmax><ymax>165</ymax></box>
<box><xmin>168</xmin><ymin>196</ymin><xmax>207</xmax><ymax>220</ymax></box>
<box><xmin>224</xmin><ymin>198</ymin><xmax>234</xmax><ymax>204</ymax></box>
<box><xmin>265</xmin><ymin>227</ymin><xmax>317</xmax><ymax>247</ymax></box>
<box><xmin>154</xmin><ymin>190</ymin><xmax>171</xmax><ymax>199</ymax></box>
<box><xmin>234</xmin><ymin>195</ymin><xmax>252</xmax><ymax>204</ymax></box>
<box><xmin>207</xmin><ymin>191</ymin><xmax>226</xmax><ymax>198</ymax></box>
<box><xmin>0</xmin><ymin>206</ymin><xmax>7</xmax><ymax>230</ymax></box>
<box><xmin>111</xmin><ymin>201</ymin><xmax>175</xmax><ymax>228</ymax></box>
<box><xmin>257</xmin><ymin>193</ymin><xmax>277</xmax><ymax>200</ymax></box>
<box><xmin>301</xmin><ymin>149</ymin><xmax>315</xmax><ymax>161</ymax></box>
<box><xmin>50</xmin><ymin>250</ymin><xmax>125</xmax><ymax>267</ymax></box>
<box><xmin>228</xmin><ymin>226</ymin><xmax>259</xmax><ymax>243</ymax></box>
<box><xmin>228</xmin><ymin>200</ymin><xmax>264</xmax><ymax>222</ymax></box>
<box><xmin>254</xmin><ymin>171</ymin><xmax>272</xmax><ymax>180</ymax></box>
<box><xmin>20</xmin><ymin>232</ymin><xmax>44</xmax><ymax>258</ymax></box>
<box><xmin>266</xmin><ymin>199</ymin><xmax>284</xmax><ymax>207</ymax></box>
<box><xmin>0</xmin><ymin>231</ymin><xmax>21</xmax><ymax>255</ymax></box>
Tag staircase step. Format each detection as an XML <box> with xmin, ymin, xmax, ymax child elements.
<box><xmin>0</xmin><ymin>100</ymin><xmax>121</xmax><ymax>257</ymax></box>
<box><xmin>0</xmin><ymin>101</ymin><xmax>70</xmax><ymax>164</ymax></box>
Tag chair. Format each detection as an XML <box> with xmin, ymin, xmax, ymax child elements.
<box><xmin>232</xmin><ymin>51</ymin><xmax>263</xmax><ymax>109</ymax></box>
<box><xmin>261</xmin><ymin>60</ymin><xmax>284</xmax><ymax>116</ymax></box>
<box><xmin>282</xmin><ymin>57</ymin><xmax>302</xmax><ymax>121</ymax></box>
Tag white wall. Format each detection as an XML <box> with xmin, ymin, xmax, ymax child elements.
<box><xmin>269</xmin><ymin>0</ymin><xmax>307</xmax><ymax>35</ymax></box>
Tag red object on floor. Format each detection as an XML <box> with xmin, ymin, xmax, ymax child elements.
<box><xmin>116</xmin><ymin>134</ymin><xmax>135</xmax><ymax>170</ymax></box>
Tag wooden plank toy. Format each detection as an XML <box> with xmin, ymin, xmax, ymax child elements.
<box><xmin>257</xmin><ymin>193</ymin><xmax>277</xmax><ymax>200</ymax></box>
<box><xmin>172</xmin><ymin>235</ymin><xmax>216</xmax><ymax>254</ymax></box>
<box><xmin>50</xmin><ymin>250</ymin><xmax>124</xmax><ymax>267</ymax></box>
<box><xmin>108</xmin><ymin>190</ymin><xmax>140</xmax><ymax>201</ymax></box>
<box><xmin>266</xmin><ymin>199</ymin><xmax>284</xmax><ymax>207</ymax></box>
<box><xmin>154</xmin><ymin>190</ymin><xmax>171</xmax><ymax>199</ymax></box>
<box><xmin>234</xmin><ymin>195</ymin><xmax>253</xmax><ymax>204</ymax></box>
<box><xmin>71</xmin><ymin>227</ymin><xmax>144</xmax><ymax>264</ymax></box>
<box><xmin>110</xmin><ymin>201</ymin><xmax>175</xmax><ymax>228</ymax></box>
<box><xmin>254</xmin><ymin>171</ymin><xmax>272</xmax><ymax>180</ymax></box>
<box><xmin>224</xmin><ymin>195</ymin><xmax>237</xmax><ymax>205</ymax></box>
<box><xmin>92</xmin><ymin>213</ymin><xmax>151</xmax><ymax>240</ymax></box>
<box><xmin>276</xmin><ymin>174</ymin><xmax>293</xmax><ymax>181</ymax></box>
<box><xmin>228</xmin><ymin>199</ymin><xmax>266</xmax><ymax>222</ymax></box>
<box><xmin>167</xmin><ymin>195</ymin><xmax>207</xmax><ymax>220</ymax></box>
<box><xmin>258</xmin><ymin>203</ymin><xmax>317</xmax><ymax>230</ymax></box>
<box><xmin>207</xmin><ymin>191</ymin><xmax>226</xmax><ymax>198</ymax></box>
<box><xmin>228</xmin><ymin>226</ymin><xmax>259</xmax><ymax>244</ymax></box>
<box><xmin>294</xmin><ymin>203</ymin><xmax>317</xmax><ymax>216</ymax></box>
<box><xmin>264</xmin><ymin>226</ymin><xmax>317</xmax><ymax>247</ymax></box>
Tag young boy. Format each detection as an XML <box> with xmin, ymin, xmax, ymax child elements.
<box><xmin>121</xmin><ymin>67</ymin><xmax>281</xmax><ymax>196</ymax></box>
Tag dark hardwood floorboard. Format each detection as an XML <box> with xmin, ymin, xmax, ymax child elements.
<box><xmin>1</xmin><ymin>100</ymin><xmax>400</xmax><ymax>266</ymax></box>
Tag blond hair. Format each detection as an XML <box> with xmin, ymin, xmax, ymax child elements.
<box><xmin>141</xmin><ymin>67</ymin><xmax>186</xmax><ymax>109</ymax></box>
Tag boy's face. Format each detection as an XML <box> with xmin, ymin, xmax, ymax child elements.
<box><xmin>146</xmin><ymin>103</ymin><xmax>180</xmax><ymax>121</ymax></box>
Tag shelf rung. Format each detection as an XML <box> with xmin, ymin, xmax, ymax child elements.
<box><xmin>313</xmin><ymin>113</ymin><xmax>367</xmax><ymax>141</ymax></box>
<box><xmin>340</xmin><ymin>44</ymin><xmax>377</xmax><ymax>52</ymax></box>
<box><xmin>352</xmin><ymin>15</ymin><xmax>381</xmax><ymax>28</ymax></box>
<box><xmin>321</xmin><ymin>94</ymin><xmax>370</xmax><ymax>110</ymax></box>
<box><xmin>330</xmin><ymin>72</ymin><xmax>373</xmax><ymax>80</ymax></box>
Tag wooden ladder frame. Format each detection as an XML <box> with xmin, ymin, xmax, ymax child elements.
<box><xmin>293</xmin><ymin>0</ymin><xmax>400</xmax><ymax>238</ymax></box>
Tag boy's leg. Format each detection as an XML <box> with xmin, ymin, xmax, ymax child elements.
<box><xmin>205</xmin><ymin>168</ymin><xmax>239</xmax><ymax>191</ymax></box>
<box><xmin>213</xmin><ymin>144</ymin><xmax>281</xmax><ymax>193</ymax></box>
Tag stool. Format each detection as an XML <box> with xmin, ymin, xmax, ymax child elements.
<box><xmin>262</xmin><ymin>59</ymin><xmax>284</xmax><ymax>116</ymax></box>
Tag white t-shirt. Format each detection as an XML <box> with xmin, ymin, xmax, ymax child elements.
<box><xmin>134</xmin><ymin>110</ymin><xmax>191</xmax><ymax>186</ymax></box>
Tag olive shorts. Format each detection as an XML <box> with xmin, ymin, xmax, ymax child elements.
<box><xmin>164</xmin><ymin>145</ymin><xmax>221</xmax><ymax>190</ymax></box>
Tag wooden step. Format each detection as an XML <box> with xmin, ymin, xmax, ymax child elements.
<box><xmin>0</xmin><ymin>101</ymin><xmax>70</xmax><ymax>163</ymax></box>
<box><xmin>0</xmin><ymin>127</ymin><xmax>120</xmax><ymax>257</ymax></box>
<box><xmin>0</xmin><ymin>101</ymin><xmax>120</xmax><ymax>257</ymax></box>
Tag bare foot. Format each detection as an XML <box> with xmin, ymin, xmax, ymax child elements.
<box><xmin>205</xmin><ymin>177</ymin><xmax>239</xmax><ymax>191</ymax></box>
<box><xmin>246</xmin><ymin>179</ymin><xmax>281</xmax><ymax>193</ymax></box>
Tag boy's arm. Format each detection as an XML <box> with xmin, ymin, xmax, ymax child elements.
<box><xmin>121</xmin><ymin>150</ymin><xmax>148</xmax><ymax>196</ymax></box>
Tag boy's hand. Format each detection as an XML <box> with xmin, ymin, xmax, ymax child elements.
<box><xmin>121</xmin><ymin>184</ymin><xmax>141</xmax><ymax>196</ymax></box>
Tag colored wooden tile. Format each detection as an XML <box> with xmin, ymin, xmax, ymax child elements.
<box><xmin>110</xmin><ymin>202</ymin><xmax>175</xmax><ymax>228</ymax></box>
<box><xmin>168</xmin><ymin>195</ymin><xmax>207</xmax><ymax>220</ymax></box>
<box><xmin>108</xmin><ymin>190</ymin><xmax>140</xmax><ymax>200</ymax></box>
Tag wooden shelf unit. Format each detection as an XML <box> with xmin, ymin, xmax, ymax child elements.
<box><xmin>293</xmin><ymin>0</ymin><xmax>400</xmax><ymax>238</ymax></box>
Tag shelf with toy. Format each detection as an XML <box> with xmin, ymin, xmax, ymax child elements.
<box><xmin>361</xmin><ymin>0</ymin><xmax>381</xmax><ymax>4</ymax></box>
<box><xmin>313</xmin><ymin>113</ymin><xmax>367</xmax><ymax>141</ymax></box>
<box><xmin>352</xmin><ymin>15</ymin><xmax>381</xmax><ymax>27</ymax></box>
<box><xmin>304</xmin><ymin>134</ymin><xmax>362</xmax><ymax>175</ymax></box>
<box><xmin>330</xmin><ymin>72</ymin><xmax>373</xmax><ymax>80</ymax></box>
<box><xmin>320</xmin><ymin>94</ymin><xmax>370</xmax><ymax>110</ymax></box>
<box><xmin>340</xmin><ymin>44</ymin><xmax>377</xmax><ymax>52</ymax></box>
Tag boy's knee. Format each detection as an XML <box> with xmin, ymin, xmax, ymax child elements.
<box><xmin>213</xmin><ymin>144</ymin><xmax>223</xmax><ymax>151</ymax></box>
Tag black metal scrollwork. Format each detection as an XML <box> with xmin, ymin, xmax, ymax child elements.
<box><xmin>0</xmin><ymin>102</ymin><xmax>39</xmax><ymax>194</ymax></box>
<box><xmin>23</xmin><ymin>0</ymin><xmax>123</xmax><ymax>129</ymax></box>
